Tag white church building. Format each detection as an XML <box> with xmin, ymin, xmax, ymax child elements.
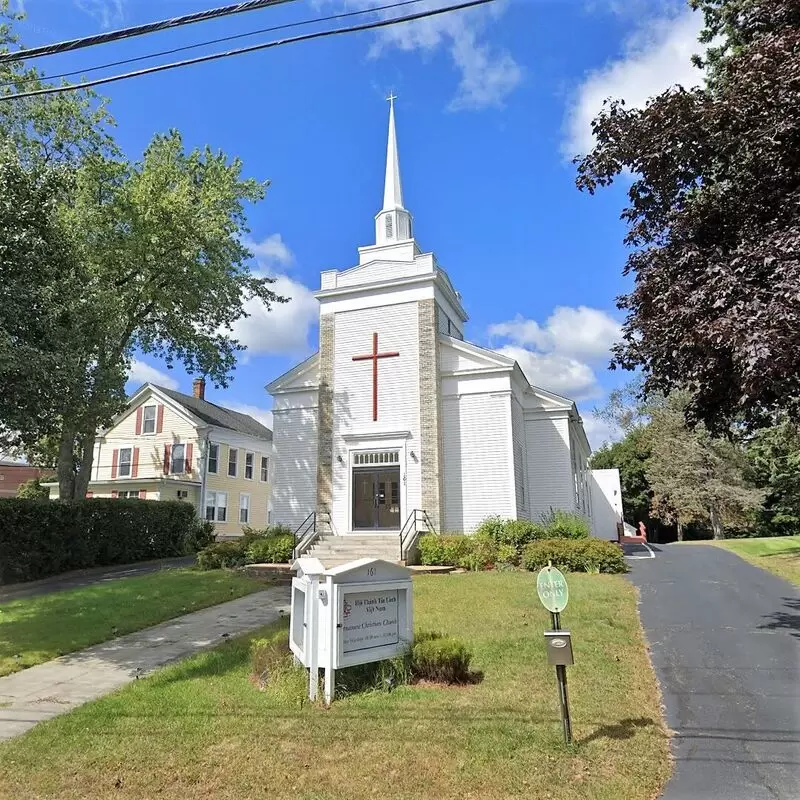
<box><xmin>268</xmin><ymin>100</ymin><xmax>596</xmax><ymax>562</ymax></box>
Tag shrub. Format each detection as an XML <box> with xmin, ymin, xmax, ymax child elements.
<box><xmin>521</xmin><ymin>538</ymin><xmax>627</xmax><ymax>574</ymax></box>
<box><xmin>477</xmin><ymin>516</ymin><xmax>546</xmax><ymax>551</ymax></box>
<box><xmin>0</xmin><ymin>498</ymin><xmax>201</xmax><ymax>584</ymax></box>
<box><xmin>16</xmin><ymin>478</ymin><xmax>50</xmax><ymax>499</ymax></box>
<box><xmin>540</xmin><ymin>509</ymin><xmax>591</xmax><ymax>539</ymax></box>
<box><xmin>184</xmin><ymin>519</ymin><xmax>216</xmax><ymax>554</ymax></box>
<box><xmin>418</xmin><ymin>534</ymin><xmax>474</xmax><ymax>566</ymax></box>
<box><xmin>245</xmin><ymin>534</ymin><xmax>294</xmax><ymax>564</ymax></box>
<box><xmin>411</xmin><ymin>631</ymin><xmax>475</xmax><ymax>684</ymax></box>
<box><xmin>196</xmin><ymin>540</ymin><xmax>247</xmax><ymax>570</ymax></box>
<box><xmin>240</xmin><ymin>524</ymin><xmax>295</xmax><ymax>548</ymax></box>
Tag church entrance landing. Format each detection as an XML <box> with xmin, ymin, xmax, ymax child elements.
<box><xmin>352</xmin><ymin>467</ymin><xmax>401</xmax><ymax>530</ymax></box>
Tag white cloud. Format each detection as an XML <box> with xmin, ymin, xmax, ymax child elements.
<box><xmin>248</xmin><ymin>234</ymin><xmax>294</xmax><ymax>268</ymax></box>
<box><xmin>74</xmin><ymin>0</ymin><xmax>124</xmax><ymax>29</ymax></box>
<box><xmin>497</xmin><ymin>345</ymin><xmax>602</xmax><ymax>401</ymax></box>
<box><xmin>128</xmin><ymin>359</ymin><xmax>179</xmax><ymax>390</ymax></box>
<box><xmin>563</xmin><ymin>7</ymin><xmax>705</xmax><ymax>157</ymax></box>
<box><xmin>489</xmin><ymin>306</ymin><xmax>621</xmax><ymax>361</ymax></box>
<box><xmin>226</xmin><ymin>403</ymin><xmax>274</xmax><ymax>431</ymax></box>
<box><xmin>327</xmin><ymin>0</ymin><xmax>521</xmax><ymax>110</ymax></box>
<box><xmin>231</xmin><ymin>273</ymin><xmax>317</xmax><ymax>357</ymax></box>
<box><xmin>580</xmin><ymin>411</ymin><xmax>622</xmax><ymax>450</ymax></box>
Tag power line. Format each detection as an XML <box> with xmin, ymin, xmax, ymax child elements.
<box><xmin>0</xmin><ymin>0</ymin><xmax>297</xmax><ymax>65</ymax></box>
<box><xmin>0</xmin><ymin>0</ymin><xmax>495</xmax><ymax>101</ymax></box>
<box><xmin>1</xmin><ymin>0</ymin><xmax>426</xmax><ymax>89</ymax></box>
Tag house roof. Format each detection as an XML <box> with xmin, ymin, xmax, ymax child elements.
<box><xmin>153</xmin><ymin>386</ymin><xmax>272</xmax><ymax>441</ymax></box>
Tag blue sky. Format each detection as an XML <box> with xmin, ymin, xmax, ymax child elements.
<box><xmin>13</xmin><ymin>0</ymin><xmax>705</xmax><ymax>447</ymax></box>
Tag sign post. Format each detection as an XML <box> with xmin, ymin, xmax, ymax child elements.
<box><xmin>536</xmin><ymin>563</ymin><xmax>574</xmax><ymax>744</ymax></box>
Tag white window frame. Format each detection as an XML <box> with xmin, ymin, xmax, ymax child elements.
<box><xmin>239</xmin><ymin>493</ymin><xmax>250</xmax><ymax>524</ymax></box>
<box><xmin>228</xmin><ymin>448</ymin><xmax>238</xmax><ymax>478</ymax></box>
<box><xmin>118</xmin><ymin>490</ymin><xmax>140</xmax><ymax>499</ymax></box>
<box><xmin>260</xmin><ymin>456</ymin><xmax>269</xmax><ymax>483</ymax></box>
<box><xmin>118</xmin><ymin>447</ymin><xmax>132</xmax><ymax>478</ymax></box>
<box><xmin>171</xmin><ymin>443</ymin><xmax>185</xmax><ymax>475</ymax></box>
<box><xmin>142</xmin><ymin>404</ymin><xmax>157</xmax><ymax>435</ymax></box>
<box><xmin>244</xmin><ymin>451</ymin><xmax>254</xmax><ymax>481</ymax></box>
<box><xmin>206</xmin><ymin>490</ymin><xmax>227</xmax><ymax>522</ymax></box>
<box><xmin>207</xmin><ymin>443</ymin><xmax>219</xmax><ymax>474</ymax></box>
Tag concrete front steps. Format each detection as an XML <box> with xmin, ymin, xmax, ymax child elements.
<box><xmin>305</xmin><ymin>533</ymin><xmax>403</xmax><ymax>568</ymax></box>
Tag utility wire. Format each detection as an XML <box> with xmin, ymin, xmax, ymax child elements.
<box><xmin>0</xmin><ymin>0</ymin><xmax>297</xmax><ymax>64</ymax></box>
<box><xmin>0</xmin><ymin>0</ymin><xmax>495</xmax><ymax>101</ymax></box>
<box><xmin>1</xmin><ymin>0</ymin><xmax>426</xmax><ymax>89</ymax></box>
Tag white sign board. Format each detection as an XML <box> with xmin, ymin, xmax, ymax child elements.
<box><xmin>342</xmin><ymin>590</ymin><xmax>399</xmax><ymax>654</ymax></box>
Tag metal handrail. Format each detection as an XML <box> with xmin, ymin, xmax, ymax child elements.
<box><xmin>399</xmin><ymin>508</ymin><xmax>437</xmax><ymax>562</ymax></box>
<box><xmin>292</xmin><ymin>511</ymin><xmax>317</xmax><ymax>560</ymax></box>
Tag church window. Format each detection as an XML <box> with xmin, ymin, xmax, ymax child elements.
<box><xmin>385</xmin><ymin>214</ymin><xmax>393</xmax><ymax>239</ymax></box>
<box><xmin>353</xmin><ymin>450</ymin><xmax>399</xmax><ymax>466</ymax></box>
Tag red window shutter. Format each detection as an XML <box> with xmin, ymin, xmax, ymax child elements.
<box><xmin>85</xmin><ymin>491</ymin><xmax>93</xmax><ymax>499</ymax></box>
<box><xmin>163</xmin><ymin>444</ymin><xmax>171</xmax><ymax>475</ymax></box>
<box><xmin>111</xmin><ymin>490</ymin><xmax>118</xmax><ymax>499</ymax></box>
<box><xmin>135</xmin><ymin>406</ymin><xmax>143</xmax><ymax>435</ymax></box>
<box><xmin>185</xmin><ymin>443</ymin><xmax>193</xmax><ymax>475</ymax></box>
<box><xmin>111</xmin><ymin>449</ymin><xmax>119</xmax><ymax>479</ymax></box>
<box><xmin>156</xmin><ymin>404</ymin><xmax>164</xmax><ymax>434</ymax></box>
<box><xmin>140</xmin><ymin>490</ymin><xmax>146</xmax><ymax>500</ymax></box>
<box><xmin>131</xmin><ymin>447</ymin><xmax>140</xmax><ymax>478</ymax></box>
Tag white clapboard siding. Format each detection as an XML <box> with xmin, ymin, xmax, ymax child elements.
<box><xmin>335</xmin><ymin>257</ymin><xmax>429</xmax><ymax>288</ymax></box>
<box><xmin>331</xmin><ymin>302</ymin><xmax>421</xmax><ymax>533</ymax></box>
<box><xmin>525</xmin><ymin>415</ymin><xmax>576</xmax><ymax>520</ymax></box>
<box><xmin>511</xmin><ymin>395</ymin><xmax>528</xmax><ymax>518</ymax></box>
<box><xmin>270</xmin><ymin>404</ymin><xmax>318</xmax><ymax>531</ymax></box>
<box><xmin>442</xmin><ymin>393</ymin><xmax>515</xmax><ymax>532</ymax></box>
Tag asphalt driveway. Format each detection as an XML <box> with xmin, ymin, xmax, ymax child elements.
<box><xmin>628</xmin><ymin>544</ymin><xmax>799</xmax><ymax>799</ymax></box>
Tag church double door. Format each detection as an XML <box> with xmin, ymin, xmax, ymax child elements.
<box><xmin>352</xmin><ymin>468</ymin><xmax>401</xmax><ymax>530</ymax></box>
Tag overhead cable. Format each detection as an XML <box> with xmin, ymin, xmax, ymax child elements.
<box><xmin>0</xmin><ymin>0</ymin><xmax>426</xmax><ymax>89</ymax></box>
<box><xmin>0</xmin><ymin>0</ymin><xmax>495</xmax><ymax>101</ymax></box>
<box><xmin>0</xmin><ymin>0</ymin><xmax>297</xmax><ymax>64</ymax></box>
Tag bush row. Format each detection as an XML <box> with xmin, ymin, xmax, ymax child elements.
<box><xmin>0</xmin><ymin>498</ymin><xmax>213</xmax><ymax>584</ymax></box>
<box><xmin>521</xmin><ymin>538</ymin><xmax>627</xmax><ymax>574</ymax></box>
<box><xmin>197</xmin><ymin>524</ymin><xmax>294</xmax><ymax>569</ymax></box>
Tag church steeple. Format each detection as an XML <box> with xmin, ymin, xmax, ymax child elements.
<box><xmin>375</xmin><ymin>95</ymin><xmax>413</xmax><ymax>246</ymax></box>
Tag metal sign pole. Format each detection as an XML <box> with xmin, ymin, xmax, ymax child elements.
<box><xmin>550</xmin><ymin>609</ymin><xmax>572</xmax><ymax>743</ymax></box>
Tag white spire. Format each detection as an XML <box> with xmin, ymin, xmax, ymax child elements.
<box><xmin>382</xmin><ymin>93</ymin><xmax>404</xmax><ymax>212</ymax></box>
<box><xmin>375</xmin><ymin>94</ymin><xmax>413</xmax><ymax>246</ymax></box>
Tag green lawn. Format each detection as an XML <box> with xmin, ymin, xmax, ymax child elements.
<box><xmin>0</xmin><ymin>568</ymin><xmax>265</xmax><ymax>676</ymax></box>
<box><xmin>0</xmin><ymin>572</ymin><xmax>671</xmax><ymax>800</ymax></box>
<box><xmin>712</xmin><ymin>536</ymin><xmax>800</xmax><ymax>585</ymax></box>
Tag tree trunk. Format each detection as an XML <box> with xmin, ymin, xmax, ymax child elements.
<box><xmin>74</xmin><ymin>429</ymin><xmax>96</xmax><ymax>499</ymax></box>
<box><xmin>57</xmin><ymin>424</ymin><xmax>76</xmax><ymax>501</ymax></box>
<box><xmin>710</xmin><ymin>507</ymin><xmax>725</xmax><ymax>540</ymax></box>
<box><xmin>676</xmin><ymin>521</ymin><xmax>684</xmax><ymax>542</ymax></box>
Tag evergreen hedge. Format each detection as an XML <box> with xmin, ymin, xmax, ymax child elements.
<box><xmin>0</xmin><ymin>498</ymin><xmax>210</xmax><ymax>584</ymax></box>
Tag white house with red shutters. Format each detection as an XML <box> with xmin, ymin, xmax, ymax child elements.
<box><xmin>46</xmin><ymin>379</ymin><xmax>273</xmax><ymax>536</ymax></box>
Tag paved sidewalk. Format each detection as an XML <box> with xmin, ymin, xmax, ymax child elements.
<box><xmin>0</xmin><ymin>586</ymin><xmax>290</xmax><ymax>741</ymax></box>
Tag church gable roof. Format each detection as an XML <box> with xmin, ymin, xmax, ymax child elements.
<box><xmin>440</xmin><ymin>336</ymin><xmax>516</xmax><ymax>373</ymax></box>
<box><xmin>267</xmin><ymin>353</ymin><xmax>320</xmax><ymax>393</ymax></box>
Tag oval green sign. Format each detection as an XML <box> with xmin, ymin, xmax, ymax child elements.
<box><xmin>537</xmin><ymin>566</ymin><xmax>569</xmax><ymax>613</ymax></box>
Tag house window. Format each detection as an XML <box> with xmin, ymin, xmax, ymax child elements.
<box><xmin>207</xmin><ymin>443</ymin><xmax>219</xmax><ymax>474</ymax></box>
<box><xmin>118</xmin><ymin>448</ymin><xmax>132</xmax><ymax>478</ymax></box>
<box><xmin>118</xmin><ymin>490</ymin><xmax>140</xmax><ymax>499</ymax></box>
<box><xmin>239</xmin><ymin>493</ymin><xmax>250</xmax><ymax>524</ymax></box>
<box><xmin>245</xmin><ymin>452</ymin><xmax>254</xmax><ymax>480</ymax></box>
<box><xmin>228</xmin><ymin>448</ymin><xmax>238</xmax><ymax>477</ymax></box>
<box><xmin>171</xmin><ymin>443</ymin><xmax>185</xmax><ymax>475</ymax></box>
<box><xmin>205</xmin><ymin>491</ymin><xmax>227</xmax><ymax>522</ymax></box>
<box><xmin>142</xmin><ymin>405</ymin><xmax>157</xmax><ymax>434</ymax></box>
<box><xmin>260</xmin><ymin>456</ymin><xmax>269</xmax><ymax>482</ymax></box>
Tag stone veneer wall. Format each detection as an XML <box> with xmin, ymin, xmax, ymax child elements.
<box><xmin>316</xmin><ymin>314</ymin><xmax>335</xmax><ymax>530</ymax></box>
<box><xmin>418</xmin><ymin>298</ymin><xmax>444</xmax><ymax>531</ymax></box>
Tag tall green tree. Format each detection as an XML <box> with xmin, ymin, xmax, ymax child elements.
<box><xmin>646</xmin><ymin>392</ymin><xmax>763</xmax><ymax>539</ymax></box>
<box><xmin>0</xmin><ymin>9</ymin><xmax>285</xmax><ymax>499</ymax></box>
<box><xmin>575</xmin><ymin>0</ymin><xmax>800</xmax><ymax>433</ymax></box>
<box><xmin>746</xmin><ymin>418</ymin><xmax>800</xmax><ymax>535</ymax></box>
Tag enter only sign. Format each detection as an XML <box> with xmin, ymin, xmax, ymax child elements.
<box><xmin>536</xmin><ymin>565</ymin><xmax>569</xmax><ymax>613</ymax></box>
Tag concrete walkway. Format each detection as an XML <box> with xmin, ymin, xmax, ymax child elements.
<box><xmin>0</xmin><ymin>585</ymin><xmax>290</xmax><ymax>741</ymax></box>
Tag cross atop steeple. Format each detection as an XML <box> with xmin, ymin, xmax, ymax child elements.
<box><xmin>386</xmin><ymin>92</ymin><xmax>397</xmax><ymax>106</ymax></box>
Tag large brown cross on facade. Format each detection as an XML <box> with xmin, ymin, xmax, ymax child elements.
<box><xmin>352</xmin><ymin>332</ymin><xmax>400</xmax><ymax>421</ymax></box>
